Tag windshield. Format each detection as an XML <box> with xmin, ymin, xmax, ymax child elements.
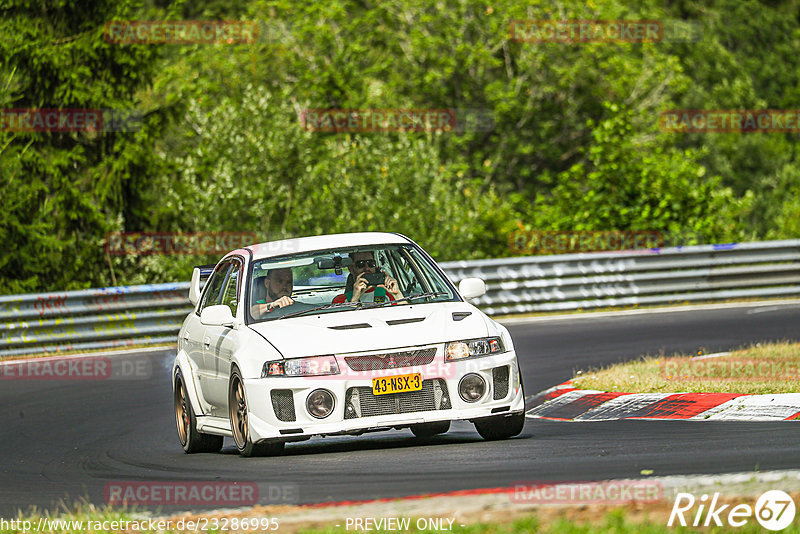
<box><xmin>247</xmin><ymin>244</ymin><xmax>458</xmax><ymax>323</ymax></box>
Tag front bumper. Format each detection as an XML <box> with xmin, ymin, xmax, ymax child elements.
<box><xmin>244</xmin><ymin>348</ymin><xmax>524</xmax><ymax>442</ymax></box>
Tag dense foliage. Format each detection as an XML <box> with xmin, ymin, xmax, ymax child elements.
<box><xmin>1</xmin><ymin>0</ymin><xmax>798</xmax><ymax>293</ymax></box>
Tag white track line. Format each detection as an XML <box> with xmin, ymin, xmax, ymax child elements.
<box><xmin>499</xmin><ymin>299</ymin><xmax>800</xmax><ymax>324</ymax></box>
<box><xmin>0</xmin><ymin>344</ymin><xmax>175</xmax><ymax>366</ymax></box>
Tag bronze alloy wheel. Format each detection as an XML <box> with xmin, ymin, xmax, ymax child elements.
<box><xmin>228</xmin><ymin>368</ymin><xmax>285</xmax><ymax>457</ymax></box>
<box><xmin>174</xmin><ymin>369</ymin><xmax>223</xmax><ymax>454</ymax></box>
<box><xmin>229</xmin><ymin>373</ymin><xmax>248</xmax><ymax>450</ymax></box>
<box><xmin>175</xmin><ymin>377</ymin><xmax>189</xmax><ymax>446</ymax></box>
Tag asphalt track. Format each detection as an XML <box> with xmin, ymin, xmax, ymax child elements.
<box><xmin>2</xmin><ymin>301</ymin><xmax>800</xmax><ymax>515</ymax></box>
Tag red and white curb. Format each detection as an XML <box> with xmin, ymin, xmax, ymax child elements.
<box><xmin>526</xmin><ymin>382</ymin><xmax>800</xmax><ymax>421</ymax></box>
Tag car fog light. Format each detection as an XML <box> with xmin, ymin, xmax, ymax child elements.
<box><xmin>306</xmin><ymin>389</ymin><xmax>335</xmax><ymax>419</ymax></box>
<box><xmin>459</xmin><ymin>373</ymin><xmax>486</xmax><ymax>403</ymax></box>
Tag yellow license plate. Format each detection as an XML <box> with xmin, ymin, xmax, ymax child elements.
<box><xmin>372</xmin><ymin>373</ymin><xmax>422</xmax><ymax>395</ymax></box>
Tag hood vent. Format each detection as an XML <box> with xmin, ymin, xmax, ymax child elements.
<box><xmin>328</xmin><ymin>323</ymin><xmax>372</xmax><ymax>330</ymax></box>
<box><xmin>386</xmin><ymin>317</ymin><xmax>425</xmax><ymax>326</ymax></box>
<box><xmin>452</xmin><ymin>312</ymin><xmax>472</xmax><ymax>321</ymax></box>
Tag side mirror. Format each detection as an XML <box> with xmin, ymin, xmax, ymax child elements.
<box><xmin>200</xmin><ymin>305</ymin><xmax>235</xmax><ymax>327</ymax></box>
<box><xmin>458</xmin><ymin>277</ymin><xmax>486</xmax><ymax>300</ymax></box>
<box><xmin>189</xmin><ymin>267</ymin><xmax>202</xmax><ymax>306</ymax></box>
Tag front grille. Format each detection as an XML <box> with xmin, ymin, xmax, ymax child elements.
<box><xmin>492</xmin><ymin>365</ymin><xmax>510</xmax><ymax>400</ymax></box>
<box><xmin>344</xmin><ymin>348</ymin><xmax>436</xmax><ymax>371</ymax></box>
<box><xmin>270</xmin><ymin>389</ymin><xmax>296</xmax><ymax>422</ymax></box>
<box><xmin>344</xmin><ymin>379</ymin><xmax>451</xmax><ymax>419</ymax></box>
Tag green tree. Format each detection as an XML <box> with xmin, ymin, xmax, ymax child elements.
<box><xmin>0</xmin><ymin>0</ymin><xmax>164</xmax><ymax>293</ymax></box>
<box><xmin>534</xmin><ymin>103</ymin><xmax>751</xmax><ymax>241</ymax></box>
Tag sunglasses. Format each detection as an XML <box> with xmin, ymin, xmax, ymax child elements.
<box><xmin>355</xmin><ymin>259</ymin><xmax>376</xmax><ymax>268</ymax></box>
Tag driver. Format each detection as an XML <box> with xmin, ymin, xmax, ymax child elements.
<box><xmin>332</xmin><ymin>251</ymin><xmax>404</xmax><ymax>304</ymax></box>
<box><xmin>250</xmin><ymin>268</ymin><xmax>295</xmax><ymax>318</ymax></box>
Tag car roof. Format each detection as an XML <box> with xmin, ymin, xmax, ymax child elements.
<box><xmin>243</xmin><ymin>232</ymin><xmax>412</xmax><ymax>261</ymax></box>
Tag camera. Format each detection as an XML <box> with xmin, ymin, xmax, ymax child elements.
<box><xmin>363</xmin><ymin>272</ymin><xmax>386</xmax><ymax>286</ymax></box>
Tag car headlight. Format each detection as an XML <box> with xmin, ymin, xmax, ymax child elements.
<box><xmin>445</xmin><ymin>337</ymin><xmax>504</xmax><ymax>362</ymax></box>
<box><xmin>262</xmin><ymin>355</ymin><xmax>340</xmax><ymax>377</ymax></box>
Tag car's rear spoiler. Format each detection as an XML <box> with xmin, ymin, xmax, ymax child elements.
<box><xmin>189</xmin><ymin>263</ymin><xmax>216</xmax><ymax>306</ymax></box>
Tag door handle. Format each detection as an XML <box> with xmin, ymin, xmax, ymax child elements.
<box><xmin>203</xmin><ymin>336</ymin><xmax>211</xmax><ymax>348</ymax></box>
<box><xmin>183</xmin><ymin>332</ymin><xmax>190</xmax><ymax>342</ymax></box>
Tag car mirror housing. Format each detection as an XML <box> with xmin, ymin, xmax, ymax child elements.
<box><xmin>189</xmin><ymin>267</ymin><xmax>202</xmax><ymax>306</ymax></box>
<box><xmin>200</xmin><ymin>304</ymin><xmax>236</xmax><ymax>327</ymax></box>
<box><xmin>316</xmin><ymin>256</ymin><xmax>354</xmax><ymax>269</ymax></box>
<box><xmin>459</xmin><ymin>277</ymin><xmax>486</xmax><ymax>300</ymax></box>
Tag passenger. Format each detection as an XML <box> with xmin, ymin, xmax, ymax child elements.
<box><xmin>332</xmin><ymin>251</ymin><xmax>404</xmax><ymax>304</ymax></box>
<box><xmin>250</xmin><ymin>268</ymin><xmax>295</xmax><ymax>318</ymax></box>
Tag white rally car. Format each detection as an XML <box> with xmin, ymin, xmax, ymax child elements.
<box><xmin>173</xmin><ymin>232</ymin><xmax>525</xmax><ymax>456</ymax></box>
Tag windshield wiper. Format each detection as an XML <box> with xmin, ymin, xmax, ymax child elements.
<box><xmin>292</xmin><ymin>285</ymin><xmax>344</xmax><ymax>294</ymax></box>
<box><xmin>278</xmin><ymin>292</ymin><xmax>448</xmax><ymax>318</ymax></box>
<box><xmin>362</xmin><ymin>291</ymin><xmax>448</xmax><ymax>308</ymax></box>
<box><xmin>277</xmin><ymin>301</ymin><xmax>362</xmax><ymax>320</ymax></box>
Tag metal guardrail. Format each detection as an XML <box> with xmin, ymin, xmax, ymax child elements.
<box><xmin>1</xmin><ymin>240</ymin><xmax>798</xmax><ymax>357</ymax></box>
<box><xmin>439</xmin><ymin>239</ymin><xmax>800</xmax><ymax>315</ymax></box>
<box><xmin>0</xmin><ymin>284</ymin><xmax>191</xmax><ymax>357</ymax></box>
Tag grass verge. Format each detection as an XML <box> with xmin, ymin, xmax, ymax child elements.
<box><xmin>571</xmin><ymin>342</ymin><xmax>800</xmax><ymax>394</ymax></box>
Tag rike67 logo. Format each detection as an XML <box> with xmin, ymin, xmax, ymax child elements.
<box><xmin>669</xmin><ymin>490</ymin><xmax>796</xmax><ymax>531</ymax></box>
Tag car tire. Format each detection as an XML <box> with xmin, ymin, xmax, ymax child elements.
<box><xmin>474</xmin><ymin>411</ymin><xmax>525</xmax><ymax>441</ymax></box>
<box><xmin>410</xmin><ymin>421</ymin><xmax>450</xmax><ymax>438</ymax></box>
<box><xmin>174</xmin><ymin>370</ymin><xmax>224</xmax><ymax>453</ymax></box>
<box><xmin>229</xmin><ymin>367</ymin><xmax>285</xmax><ymax>457</ymax></box>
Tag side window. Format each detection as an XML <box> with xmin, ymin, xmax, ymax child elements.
<box><xmin>220</xmin><ymin>260</ymin><xmax>242</xmax><ymax>317</ymax></box>
<box><xmin>409</xmin><ymin>247</ymin><xmax>451</xmax><ymax>295</ymax></box>
<box><xmin>199</xmin><ymin>262</ymin><xmax>231</xmax><ymax>312</ymax></box>
<box><xmin>385</xmin><ymin>249</ymin><xmax>412</xmax><ymax>293</ymax></box>
<box><xmin>402</xmin><ymin>247</ymin><xmax>445</xmax><ymax>294</ymax></box>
